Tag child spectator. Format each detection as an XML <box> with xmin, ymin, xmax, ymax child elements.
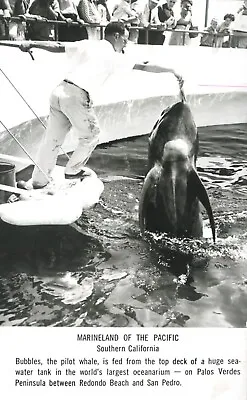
<box><xmin>216</xmin><ymin>13</ymin><xmax>235</xmax><ymax>48</ymax></box>
<box><xmin>200</xmin><ymin>17</ymin><xmax>218</xmax><ymax>47</ymax></box>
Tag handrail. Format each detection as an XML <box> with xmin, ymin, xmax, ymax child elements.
<box><xmin>1</xmin><ymin>15</ymin><xmax>247</xmax><ymax>43</ymax></box>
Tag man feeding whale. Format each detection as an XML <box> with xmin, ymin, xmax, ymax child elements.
<box><xmin>139</xmin><ymin>90</ymin><xmax>216</xmax><ymax>242</ymax></box>
<box><xmin>0</xmin><ymin>21</ymin><xmax>183</xmax><ymax>190</ymax></box>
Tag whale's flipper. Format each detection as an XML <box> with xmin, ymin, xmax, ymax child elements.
<box><xmin>139</xmin><ymin>166</ymin><xmax>161</xmax><ymax>235</ymax></box>
<box><xmin>187</xmin><ymin>168</ymin><xmax>216</xmax><ymax>242</ymax></box>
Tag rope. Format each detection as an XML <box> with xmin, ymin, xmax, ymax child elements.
<box><xmin>0</xmin><ymin>67</ymin><xmax>70</xmax><ymax>160</ymax></box>
<box><xmin>0</xmin><ymin>119</ymin><xmax>51</xmax><ymax>183</ymax></box>
<box><xmin>180</xmin><ymin>87</ymin><xmax>186</xmax><ymax>102</ymax></box>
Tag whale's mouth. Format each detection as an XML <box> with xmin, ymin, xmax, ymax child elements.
<box><xmin>160</xmin><ymin>139</ymin><xmax>191</xmax><ymax>235</ymax></box>
<box><xmin>160</xmin><ymin>160</ymin><xmax>190</xmax><ymax>236</ymax></box>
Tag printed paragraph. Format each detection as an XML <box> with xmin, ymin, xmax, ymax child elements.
<box><xmin>14</xmin><ymin>354</ymin><xmax>242</xmax><ymax>388</ymax></box>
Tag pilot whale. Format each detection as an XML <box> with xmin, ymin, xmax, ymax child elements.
<box><xmin>139</xmin><ymin>92</ymin><xmax>216</xmax><ymax>242</ymax></box>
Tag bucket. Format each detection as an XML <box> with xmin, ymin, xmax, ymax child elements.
<box><xmin>0</xmin><ymin>162</ymin><xmax>16</xmax><ymax>204</ymax></box>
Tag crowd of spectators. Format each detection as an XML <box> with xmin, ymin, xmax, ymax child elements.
<box><xmin>0</xmin><ymin>0</ymin><xmax>247</xmax><ymax>48</ymax></box>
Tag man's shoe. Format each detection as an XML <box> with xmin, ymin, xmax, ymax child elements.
<box><xmin>17</xmin><ymin>180</ymin><xmax>47</xmax><ymax>190</ymax></box>
<box><xmin>65</xmin><ymin>169</ymin><xmax>87</xmax><ymax>180</ymax></box>
<box><xmin>17</xmin><ymin>180</ymin><xmax>32</xmax><ymax>190</ymax></box>
<box><xmin>32</xmin><ymin>183</ymin><xmax>48</xmax><ymax>190</ymax></box>
<box><xmin>7</xmin><ymin>194</ymin><xmax>20</xmax><ymax>203</ymax></box>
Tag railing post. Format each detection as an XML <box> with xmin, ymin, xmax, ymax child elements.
<box><xmin>212</xmin><ymin>33</ymin><xmax>216</xmax><ymax>47</ymax></box>
<box><xmin>144</xmin><ymin>28</ymin><xmax>148</xmax><ymax>45</ymax></box>
<box><xmin>54</xmin><ymin>23</ymin><xmax>59</xmax><ymax>41</ymax></box>
<box><xmin>100</xmin><ymin>25</ymin><xmax>104</xmax><ymax>40</ymax></box>
<box><xmin>5</xmin><ymin>18</ymin><xmax>10</xmax><ymax>40</ymax></box>
<box><xmin>229</xmin><ymin>33</ymin><xmax>233</xmax><ymax>48</ymax></box>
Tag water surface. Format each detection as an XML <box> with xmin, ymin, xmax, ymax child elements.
<box><xmin>0</xmin><ymin>123</ymin><xmax>247</xmax><ymax>327</ymax></box>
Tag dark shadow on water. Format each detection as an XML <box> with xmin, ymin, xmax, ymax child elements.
<box><xmin>0</xmin><ymin>221</ymin><xmax>107</xmax><ymax>277</ymax></box>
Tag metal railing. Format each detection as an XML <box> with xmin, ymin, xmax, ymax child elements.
<box><xmin>0</xmin><ymin>15</ymin><xmax>247</xmax><ymax>47</ymax></box>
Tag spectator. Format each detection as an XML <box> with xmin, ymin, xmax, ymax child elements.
<box><xmin>179</xmin><ymin>0</ymin><xmax>192</xmax><ymax>15</ymax></box>
<box><xmin>232</xmin><ymin>1</ymin><xmax>247</xmax><ymax>49</ymax></box>
<box><xmin>58</xmin><ymin>0</ymin><xmax>87</xmax><ymax>41</ymax></box>
<box><xmin>158</xmin><ymin>0</ymin><xmax>177</xmax><ymax>44</ymax></box>
<box><xmin>111</xmin><ymin>0</ymin><xmax>139</xmax><ymax>42</ymax></box>
<box><xmin>238</xmin><ymin>0</ymin><xmax>247</xmax><ymax>14</ymax></box>
<box><xmin>9</xmin><ymin>0</ymin><xmax>29</xmax><ymax>39</ymax></box>
<box><xmin>158</xmin><ymin>0</ymin><xmax>176</xmax><ymax>28</ymax></box>
<box><xmin>133</xmin><ymin>0</ymin><xmax>163</xmax><ymax>45</ymax></box>
<box><xmin>128</xmin><ymin>0</ymin><xmax>140</xmax><ymax>43</ymax></box>
<box><xmin>26</xmin><ymin>0</ymin><xmax>60</xmax><ymax>40</ymax></box>
<box><xmin>200</xmin><ymin>17</ymin><xmax>218</xmax><ymax>47</ymax></box>
<box><xmin>13</xmin><ymin>0</ymin><xmax>29</xmax><ymax>15</ymax></box>
<box><xmin>0</xmin><ymin>0</ymin><xmax>12</xmax><ymax>39</ymax></box>
<box><xmin>169</xmin><ymin>0</ymin><xmax>193</xmax><ymax>45</ymax></box>
<box><xmin>78</xmin><ymin>0</ymin><xmax>101</xmax><ymax>39</ymax></box>
<box><xmin>216</xmin><ymin>13</ymin><xmax>235</xmax><ymax>48</ymax></box>
<box><xmin>111</xmin><ymin>0</ymin><xmax>138</xmax><ymax>24</ymax></box>
<box><xmin>96</xmin><ymin>0</ymin><xmax>110</xmax><ymax>24</ymax></box>
<box><xmin>95</xmin><ymin>0</ymin><xmax>110</xmax><ymax>40</ymax></box>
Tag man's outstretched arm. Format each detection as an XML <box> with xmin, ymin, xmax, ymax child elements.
<box><xmin>0</xmin><ymin>40</ymin><xmax>65</xmax><ymax>53</ymax></box>
<box><xmin>133</xmin><ymin>61</ymin><xmax>184</xmax><ymax>87</ymax></box>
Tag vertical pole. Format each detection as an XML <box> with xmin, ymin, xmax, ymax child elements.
<box><xmin>182</xmin><ymin>31</ymin><xmax>185</xmax><ymax>45</ymax></box>
<box><xmin>204</xmin><ymin>0</ymin><xmax>209</xmax><ymax>27</ymax></box>
<box><xmin>54</xmin><ymin>22</ymin><xmax>59</xmax><ymax>41</ymax></box>
<box><xmin>100</xmin><ymin>26</ymin><xmax>104</xmax><ymax>40</ymax></box>
<box><xmin>5</xmin><ymin>18</ymin><xmax>10</xmax><ymax>40</ymax></box>
<box><xmin>145</xmin><ymin>28</ymin><xmax>149</xmax><ymax>44</ymax></box>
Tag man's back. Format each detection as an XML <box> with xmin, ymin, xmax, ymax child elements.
<box><xmin>65</xmin><ymin>40</ymin><xmax>133</xmax><ymax>100</ymax></box>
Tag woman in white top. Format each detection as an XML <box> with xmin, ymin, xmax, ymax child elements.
<box><xmin>97</xmin><ymin>0</ymin><xmax>110</xmax><ymax>24</ymax></box>
<box><xmin>111</xmin><ymin>0</ymin><xmax>138</xmax><ymax>24</ymax></box>
<box><xmin>169</xmin><ymin>0</ymin><xmax>192</xmax><ymax>45</ymax></box>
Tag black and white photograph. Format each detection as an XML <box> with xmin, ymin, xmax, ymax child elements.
<box><xmin>0</xmin><ymin>0</ymin><xmax>247</xmax><ymax>336</ymax></box>
<box><xmin>1</xmin><ymin>0</ymin><xmax>247</xmax><ymax>398</ymax></box>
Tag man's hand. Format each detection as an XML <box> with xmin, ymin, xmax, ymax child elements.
<box><xmin>173</xmin><ymin>71</ymin><xmax>184</xmax><ymax>88</ymax></box>
<box><xmin>19</xmin><ymin>42</ymin><xmax>33</xmax><ymax>52</ymax></box>
<box><xmin>78</xmin><ymin>19</ymin><xmax>85</xmax><ymax>25</ymax></box>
